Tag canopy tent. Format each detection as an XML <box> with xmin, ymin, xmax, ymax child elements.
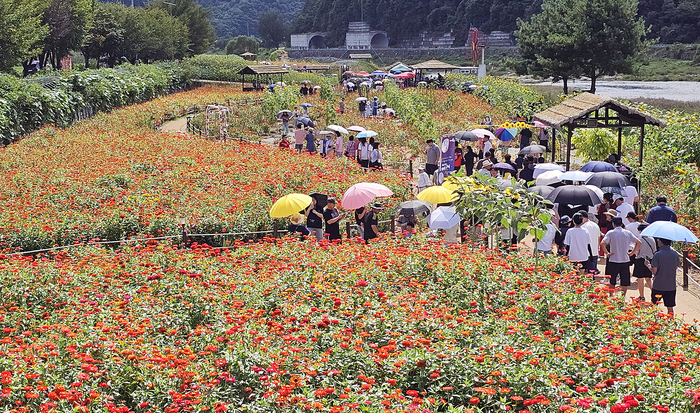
<box><xmin>533</xmin><ymin>92</ymin><xmax>665</xmax><ymax>171</ymax></box>
<box><xmin>388</xmin><ymin>63</ymin><xmax>412</xmax><ymax>73</ymax></box>
<box><xmin>239</xmin><ymin>65</ymin><xmax>288</xmax><ymax>91</ymax></box>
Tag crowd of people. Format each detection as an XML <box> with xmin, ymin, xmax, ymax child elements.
<box><xmin>287</xmin><ymin>199</ymin><xmax>384</xmax><ymax>244</ymax></box>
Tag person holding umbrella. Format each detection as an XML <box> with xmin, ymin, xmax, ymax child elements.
<box><xmin>288</xmin><ymin>213</ymin><xmax>310</xmax><ymax>240</ymax></box>
<box><xmin>363</xmin><ymin>202</ymin><xmax>382</xmax><ymax>243</ymax></box>
<box><xmin>323</xmin><ymin>197</ymin><xmax>344</xmax><ymax>242</ymax></box>
<box><xmin>649</xmin><ymin>237</ymin><xmax>679</xmax><ymax>314</ymax></box>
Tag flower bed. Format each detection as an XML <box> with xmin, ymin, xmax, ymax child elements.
<box><xmin>0</xmin><ymin>86</ymin><xmax>410</xmax><ymax>252</ymax></box>
<box><xmin>0</xmin><ymin>240</ymin><xmax>698</xmax><ymax>412</ymax></box>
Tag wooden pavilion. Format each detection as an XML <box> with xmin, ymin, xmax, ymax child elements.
<box><xmin>239</xmin><ymin>65</ymin><xmax>288</xmax><ymax>91</ymax></box>
<box><xmin>533</xmin><ymin>92</ymin><xmax>666</xmax><ymax>171</ymax></box>
<box><xmin>412</xmin><ymin>60</ymin><xmax>459</xmax><ymax>81</ymax></box>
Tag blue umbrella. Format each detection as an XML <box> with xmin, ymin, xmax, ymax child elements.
<box><xmin>300</xmin><ymin>103</ymin><xmax>313</xmax><ymax>107</ymax></box>
<box><xmin>494</xmin><ymin>127</ymin><xmax>518</xmax><ymax>141</ymax></box>
<box><xmin>370</xmin><ymin>70</ymin><xmax>388</xmax><ymax>76</ymax></box>
<box><xmin>428</xmin><ymin>206</ymin><xmax>461</xmax><ymax>230</ymax></box>
<box><xmin>580</xmin><ymin>161</ymin><xmax>618</xmax><ymax>173</ymax></box>
<box><xmin>640</xmin><ymin>221</ymin><xmax>698</xmax><ymax>243</ymax></box>
<box><xmin>357</xmin><ymin>130</ymin><xmax>378</xmax><ymax>138</ymax></box>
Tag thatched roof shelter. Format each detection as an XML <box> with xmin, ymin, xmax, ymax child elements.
<box><xmin>533</xmin><ymin>92</ymin><xmax>665</xmax><ymax>170</ymax></box>
<box><xmin>239</xmin><ymin>65</ymin><xmax>288</xmax><ymax>91</ymax></box>
<box><xmin>412</xmin><ymin>60</ymin><xmax>459</xmax><ymax>70</ymax></box>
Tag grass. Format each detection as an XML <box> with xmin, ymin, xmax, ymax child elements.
<box><xmin>628</xmin><ymin>97</ymin><xmax>700</xmax><ymax>113</ymax></box>
<box><xmin>623</xmin><ymin>58</ymin><xmax>700</xmax><ymax>81</ymax></box>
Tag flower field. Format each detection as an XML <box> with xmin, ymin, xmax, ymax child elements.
<box><xmin>0</xmin><ymin>86</ymin><xmax>410</xmax><ymax>252</ymax></box>
<box><xmin>0</xmin><ymin>239</ymin><xmax>699</xmax><ymax>412</ymax></box>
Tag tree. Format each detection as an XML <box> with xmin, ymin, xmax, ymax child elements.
<box><xmin>226</xmin><ymin>36</ymin><xmax>259</xmax><ymax>55</ymax></box>
<box><xmin>81</xmin><ymin>3</ymin><xmax>123</xmax><ymax>68</ymax></box>
<box><xmin>41</xmin><ymin>0</ymin><xmax>94</xmax><ymax>69</ymax></box>
<box><xmin>515</xmin><ymin>0</ymin><xmax>584</xmax><ymax>94</ymax></box>
<box><xmin>148</xmin><ymin>0</ymin><xmax>216</xmax><ymax>55</ymax></box>
<box><xmin>515</xmin><ymin>0</ymin><xmax>647</xmax><ymax>94</ymax></box>
<box><xmin>576</xmin><ymin>0</ymin><xmax>648</xmax><ymax>92</ymax></box>
<box><xmin>258</xmin><ymin>11</ymin><xmax>288</xmax><ymax>48</ymax></box>
<box><xmin>0</xmin><ymin>0</ymin><xmax>48</xmax><ymax>73</ymax></box>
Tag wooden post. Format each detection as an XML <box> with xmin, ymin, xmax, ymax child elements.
<box><xmin>390</xmin><ymin>217</ymin><xmax>395</xmax><ymax>234</ymax></box>
<box><xmin>273</xmin><ymin>222</ymin><xmax>278</xmax><ymax>238</ymax></box>
<box><xmin>551</xmin><ymin>128</ymin><xmax>556</xmax><ymax>163</ymax></box>
<box><xmin>683</xmin><ymin>250</ymin><xmax>689</xmax><ymax>289</ymax></box>
<box><xmin>639</xmin><ymin>124</ymin><xmax>645</xmax><ymax>169</ymax></box>
<box><xmin>617</xmin><ymin>128</ymin><xmax>622</xmax><ymax>160</ymax></box>
<box><xmin>346</xmin><ymin>221</ymin><xmax>352</xmax><ymax>239</ymax></box>
<box><xmin>566</xmin><ymin>127</ymin><xmax>573</xmax><ymax>171</ymax></box>
<box><xmin>409</xmin><ymin>159</ymin><xmax>414</xmax><ymax>178</ymax></box>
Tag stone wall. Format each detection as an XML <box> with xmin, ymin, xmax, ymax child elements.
<box><xmin>286</xmin><ymin>47</ymin><xmax>519</xmax><ymax>63</ymax></box>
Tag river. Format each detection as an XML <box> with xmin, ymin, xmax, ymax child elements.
<box><xmin>525</xmin><ymin>80</ymin><xmax>700</xmax><ymax>102</ymax></box>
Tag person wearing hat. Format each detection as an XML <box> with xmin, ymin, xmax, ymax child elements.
<box><xmin>555</xmin><ymin>215</ymin><xmax>571</xmax><ymax>256</ymax></box>
<box><xmin>614</xmin><ymin>194</ymin><xmax>635</xmax><ymax>226</ymax></box>
<box><xmin>305</xmin><ymin>127</ymin><xmax>316</xmax><ymax>154</ymax></box>
<box><xmin>478</xmin><ymin>160</ymin><xmax>493</xmax><ymax>176</ymax></box>
<box><xmin>363</xmin><ymin>202</ymin><xmax>382</xmax><ymax>243</ymax></box>
<box><xmin>600</xmin><ymin>216</ymin><xmax>640</xmax><ymax>298</ymax></box>
<box><xmin>323</xmin><ymin>197</ymin><xmax>344</xmax><ymax>241</ymax></box>
<box><xmin>417</xmin><ymin>165</ymin><xmax>432</xmax><ymax>194</ymax></box>
<box><xmin>288</xmin><ymin>213</ymin><xmax>310</xmax><ymax>240</ymax></box>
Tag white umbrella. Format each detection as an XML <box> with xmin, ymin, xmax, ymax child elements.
<box><xmin>559</xmin><ymin>171</ymin><xmax>593</xmax><ymax>182</ymax></box>
<box><xmin>470</xmin><ymin>128</ymin><xmax>497</xmax><ymax>140</ymax></box>
<box><xmin>641</xmin><ymin>221</ymin><xmax>698</xmax><ymax>243</ymax></box>
<box><xmin>347</xmin><ymin>125</ymin><xmax>366</xmax><ymax>133</ymax></box>
<box><xmin>583</xmin><ymin>185</ymin><xmax>604</xmax><ymax>202</ymax></box>
<box><xmin>535</xmin><ymin>170</ymin><xmax>563</xmax><ymax>186</ymax></box>
<box><xmin>327</xmin><ymin>125</ymin><xmax>349</xmax><ymax>134</ymax></box>
<box><xmin>427</xmin><ymin>206</ymin><xmax>461</xmax><ymax>230</ymax></box>
<box><xmin>355</xmin><ymin>97</ymin><xmax>367</xmax><ymax>102</ymax></box>
<box><xmin>533</xmin><ymin>163</ymin><xmax>565</xmax><ymax>178</ymax></box>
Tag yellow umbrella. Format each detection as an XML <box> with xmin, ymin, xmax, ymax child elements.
<box><xmin>417</xmin><ymin>186</ymin><xmax>457</xmax><ymax>204</ymax></box>
<box><xmin>270</xmin><ymin>193</ymin><xmax>313</xmax><ymax>218</ymax></box>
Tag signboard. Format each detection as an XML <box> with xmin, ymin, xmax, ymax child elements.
<box><xmin>436</xmin><ymin>135</ymin><xmax>456</xmax><ymax>185</ymax></box>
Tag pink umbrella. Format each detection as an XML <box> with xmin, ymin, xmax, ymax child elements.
<box><xmin>342</xmin><ymin>183</ymin><xmax>393</xmax><ymax>210</ymax></box>
<box><xmin>394</xmin><ymin>72</ymin><xmax>415</xmax><ymax>79</ymax></box>
<box><xmin>533</xmin><ymin>121</ymin><xmax>547</xmax><ymax>127</ymax></box>
<box><xmin>357</xmin><ymin>71</ymin><xmax>370</xmax><ymax>77</ymax></box>
<box><xmin>347</xmin><ymin>125</ymin><xmax>366</xmax><ymax>133</ymax></box>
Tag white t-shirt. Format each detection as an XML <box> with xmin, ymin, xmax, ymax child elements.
<box><xmin>444</xmin><ymin>223</ymin><xmax>460</xmax><ymax>244</ymax></box>
<box><xmin>623</xmin><ymin>185</ymin><xmax>638</xmax><ymax>206</ymax></box>
<box><xmin>564</xmin><ymin>226</ymin><xmax>592</xmax><ymax>262</ymax></box>
<box><xmin>626</xmin><ymin>221</ymin><xmax>640</xmax><ymax>239</ymax></box>
<box><xmin>483</xmin><ymin>140</ymin><xmax>493</xmax><ymax>156</ymax></box>
<box><xmin>581</xmin><ymin>221</ymin><xmax>600</xmax><ymax>256</ymax></box>
<box><xmin>616</xmin><ymin>202</ymin><xmax>635</xmax><ymax>226</ymax></box>
<box><xmin>537</xmin><ymin>223</ymin><xmax>557</xmax><ymax>252</ymax></box>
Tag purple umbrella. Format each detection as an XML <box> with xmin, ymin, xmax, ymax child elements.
<box><xmin>493</xmin><ymin>162</ymin><xmax>516</xmax><ymax>173</ymax></box>
<box><xmin>580</xmin><ymin>161</ymin><xmax>618</xmax><ymax>173</ymax></box>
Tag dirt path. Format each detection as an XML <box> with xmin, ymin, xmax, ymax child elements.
<box><xmin>160</xmin><ymin>117</ymin><xmax>189</xmax><ymax>134</ymax></box>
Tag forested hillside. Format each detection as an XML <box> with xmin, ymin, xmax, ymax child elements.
<box><xmin>101</xmin><ymin>0</ymin><xmax>304</xmax><ymax>38</ymax></box>
<box><xmin>102</xmin><ymin>0</ymin><xmax>698</xmax><ymax>44</ymax></box>
<box><xmin>293</xmin><ymin>0</ymin><xmax>700</xmax><ymax>46</ymax></box>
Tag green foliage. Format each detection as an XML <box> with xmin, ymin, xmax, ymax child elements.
<box><xmin>148</xmin><ymin>0</ymin><xmax>216</xmax><ymax>55</ymax></box>
<box><xmin>0</xmin><ymin>64</ymin><xmax>188</xmax><ymax>143</ymax></box>
<box><xmin>0</xmin><ymin>0</ymin><xmax>48</xmax><ymax>72</ymax></box>
<box><xmin>258</xmin><ymin>11</ymin><xmax>289</xmax><ymax>48</ymax></box>
<box><xmin>225</xmin><ymin>36</ymin><xmax>260</xmax><ymax>55</ymax></box>
<box><xmin>41</xmin><ymin>0</ymin><xmax>94</xmax><ymax>69</ymax></box>
<box><xmin>181</xmin><ymin>54</ymin><xmax>247</xmax><ymax>82</ymax></box>
<box><xmin>81</xmin><ymin>3</ymin><xmax>123</xmax><ymax>69</ymax></box>
<box><xmin>571</xmin><ymin>129</ymin><xmax>618</xmax><ymax>162</ymax></box>
<box><xmin>383</xmin><ymin>81</ymin><xmax>439</xmax><ymax>138</ymax></box>
<box><xmin>516</xmin><ymin>0</ymin><xmax>648</xmax><ymax>93</ymax></box>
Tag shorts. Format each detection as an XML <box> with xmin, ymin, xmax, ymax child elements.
<box><xmin>606</xmin><ymin>261</ymin><xmax>631</xmax><ymax>287</ymax></box>
<box><xmin>651</xmin><ymin>289</ymin><xmax>676</xmax><ymax>307</ymax></box>
<box><xmin>425</xmin><ymin>163</ymin><xmax>438</xmax><ymax>176</ymax></box>
<box><xmin>294</xmin><ymin>144</ymin><xmax>303</xmax><ymax>150</ymax></box>
<box><xmin>633</xmin><ymin>258</ymin><xmax>652</xmax><ymax>278</ymax></box>
<box><xmin>585</xmin><ymin>255</ymin><xmax>599</xmax><ymax>272</ymax></box>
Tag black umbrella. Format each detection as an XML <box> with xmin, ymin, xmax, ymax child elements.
<box><xmin>396</xmin><ymin>200</ymin><xmax>432</xmax><ymax>217</ymax></box>
<box><xmin>518</xmin><ymin>144</ymin><xmax>547</xmax><ymax>156</ymax></box>
<box><xmin>546</xmin><ymin>185</ymin><xmax>602</xmax><ymax>206</ymax></box>
<box><xmin>296</xmin><ymin>117</ymin><xmax>315</xmax><ymax>128</ymax></box>
<box><xmin>309</xmin><ymin>192</ymin><xmax>328</xmax><ymax>208</ymax></box>
<box><xmin>584</xmin><ymin>172</ymin><xmax>631</xmax><ymax>189</ymax></box>
<box><xmin>455</xmin><ymin>130</ymin><xmax>479</xmax><ymax>141</ymax></box>
<box><xmin>527</xmin><ymin>185</ymin><xmax>555</xmax><ymax>198</ymax></box>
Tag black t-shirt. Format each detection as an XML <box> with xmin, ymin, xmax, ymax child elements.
<box><xmin>364</xmin><ymin>211</ymin><xmax>379</xmax><ymax>240</ymax></box>
<box><xmin>463</xmin><ymin>151</ymin><xmax>477</xmax><ymax>169</ymax></box>
<box><xmin>323</xmin><ymin>209</ymin><xmax>342</xmax><ymax>240</ymax></box>
<box><xmin>520</xmin><ymin>129</ymin><xmax>533</xmax><ymax>149</ymax></box>
<box><xmin>307</xmin><ymin>207</ymin><xmax>323</xmax><ymax>229</ymax></box>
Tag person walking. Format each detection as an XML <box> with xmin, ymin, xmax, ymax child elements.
<box><xmin>280</xmin><ymin>111</ymin><xmax>291</xmax><ymax>136</ymax></box>
<box><xmin>563</xmin><ymin>214</ymin><xmax>593</xmax><ymax>272</ymax></box>
<box><xmin>372</xmin><ymin>96</ymin><xmax>379</xmax><ymax>116</ymax></box>
<box><xmin>613</xmin><ymin>195</ymin><xmax>635</xmax><ymax>225</ymax></box>
<box><xmin>581</xmin><ymin>212</ymin><xmax>601</xmax><ymax>275</ymax></box>
<box><xmin>370</xmin><ymin>142</ymin><xmax>383</xmax><ymax>169</ymax></box>
<box><xmin>335</xmin><ymin>131</ymin><xmax>344</xmax><ymax>158</ymax></box>
<box><xmin>293</xmin><ymin>124</ymin><xmax>306</xmax><ymax>153</ymax></box>
<box><xmin>305</xmin><ymin>198</ymin><xmax>324</xmax><ymax>241</ymax></box>
<box><xmin>357</xmin><ymin>138</ymin><xmax>371</xmax><ymax>168</ymax></box>
<box><xmin>536</xmin><ymin>219</ymin><xmax>557</xmax><ymax>256</ymax></box>
<box><xmin>424</xmin><ymin>139</ymin><xmax>440</xmax><ymax>177</ymax></box>
<box><xmin>633</xmin><ymin>222</ymin><xmax>656</xmax><ymax>302</ymax></box>
<box><xmin>417</xmin><ymin>165</ymin><xmax>432</xmax><ymax>193</ymax></box>
<box><xmin>358</xmin><ymin>99</ymin><xmax>367</xmax><ymax>117</ymax></box>
<box><xmin>345</xmin><ymin>136</ymin><xmax>357</xmax><ymax>159</ymax></box>
<box><xmin>323</xmin><ymin>197</ymin><xmax>344</xmax><ymax>242</ymax></box>
<box><xmin>646</xmin><ymin>196</ymin><xmax>678</xmax><ymax>223</ymax></box>
<box><xmin>462</xmin><ymin>145</ymin><xmax>477</xmax><ymax>176</ymax></box>
<box><xmin>519</xmin><ymin>128</ymin><xmax>533</xmax><ymax>149</ymax></box>
<box><xmin>305</xmin><ymin>128</ymin><xmax>316</xmax><ymax>154</ymax></box>
<box><xmin>363</xmin><ymin>202</ymin><xmax>382</xmax><ymax>243</ymax></box>
<box><xmin>650</xmin><ymin>237</ymin><xmax>679</xmax><ymax>314</ymax></box>
<box><xmin>339</xmin><ymin>98</ymin><xmax>345</xmax><ymax>114</ymax></box>
<box><xmin>600</xmin><ymin>216</ymin><xmax>641</xmax><ymax>298</ymax></box>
